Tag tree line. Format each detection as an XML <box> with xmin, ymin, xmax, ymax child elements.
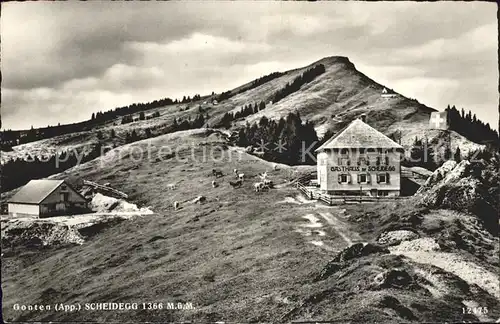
<box><xmin>445</xmin><ymin>105</ymin><xmax>499</xmax><ymax>145</ymax></box>
<box><xmin>0</xmin><ymin>93</ymin><xmax>203</xmax><ymax>149</ymax></box>
<box><xmin>91</xmin><ymin>95</ymin><xmax>188</xmax><ymax>124</ymax></box>
<box><xmin>121</xmin><ymin>111</ymin><xmax>161</xmax><ymax>125</ymax></box>
<box><xmin>245</xmin><ymin>72</ymin><xmax>285</xmax><ymax>92</ymax></box>
<box><xmin>234</xmin><ymin>112</ymin><xmax>319</xmax><ymax>165</ymax></box>
<box><xmin>122</xmin><ymin>112</ymin><xmax>208</xmax><ymax>144</ymax></box>
<box><xmin>214</xmin><ymin>71</ymin><xmax>286</xmax><ymax>103</ymax></box>
<box><xmin>2</xmin><ymin>110</ymin><xmax>210</xmax><ymax>191</ymax></box>
<box><xmin>270</xmin><ymin>64</ymin><xmax>326</xmax><ymax>104</ymax></box>
<box><xmin>218</xmin><ymin>101</ymin><xmax>267</xmax><ymax>128</ymax></box>
<box><xmin>403</xmin><ymin>136</ymin><xmax>462</xmax><ymax>171</ymax></box>
<box><xmin>1</xmin><ymin>143</ymin><xmax>104</xmax><ymax>193</ymax></box>
<box><xmin>1</xmin><ymin>123</ymin><xmax>89</xmax><ymax>149</ymax></box>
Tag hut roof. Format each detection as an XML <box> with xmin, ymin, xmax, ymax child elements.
<box><xmin>8</xmin><ymin>180</ymin><xmax>66</xmax><ymax>204</ymax></box>
<box><xmin>315</xmin><ymin>119</ymin><xmax>403</xmax><ymax>151</ymax></box>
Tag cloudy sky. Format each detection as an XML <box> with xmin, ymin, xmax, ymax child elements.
<box><xmin>1</xmin><ymin>1</ymin><xmax>498</xmax><ymax>130</ymax></box>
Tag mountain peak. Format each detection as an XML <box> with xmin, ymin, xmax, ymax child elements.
<box><xmin>314</xmin><ymin>56</ymin><xmax>353</xmax><ymax>66</ymax></box>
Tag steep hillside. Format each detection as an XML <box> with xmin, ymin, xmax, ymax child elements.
<box><xmin>204</xmin><ymin>56</ymin><xmax>484</xmax><ymax>154</ymax></box>
<box><xmin>2</xmin><ymin>56</ymin><xmax>485</xmax><ymax>167</ymax></box>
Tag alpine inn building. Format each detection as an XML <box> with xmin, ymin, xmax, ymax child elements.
<box><xmin>315</xmin><ymin>118</ymin><xmax>404</xmax><ymax>197</ymax></box>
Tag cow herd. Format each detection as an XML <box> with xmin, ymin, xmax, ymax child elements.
<box><xmin>213</xmin><ymin>168</ymin><xmax>274</xmax><ymax>192</ymax></box>
<box><xmin>173</xmin><ymin>167</ymin><xmax>277</xmax><ymax>210</ymax></box>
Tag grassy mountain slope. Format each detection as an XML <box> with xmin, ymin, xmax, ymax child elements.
<box><xmin>2</xmin><ymin>130</ymin><xmax>498</xmax><ymax>322</ymax></box>
<box><xmin>1</xmin><ymin>56</ymin><xmax>485</xmax><ymax>166</ymax></box>
<box><xmin>1</xmin><ymin>56</ymin><xmax>497</xmax><ymax>323</ymax></box>
<box><xmin>205</xmin><ymin>56</ymin><xmax>484</xmax><ymax>153</ymax></box>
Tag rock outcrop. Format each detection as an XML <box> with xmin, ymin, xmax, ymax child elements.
<box><xmin>373</xmin><ymin>269</ymin><xmax>414</xmax><ymax>289</ymax></box>
<box><xmin>415</xmin><ymin>158</ymin><xmax>498</xmax><ymax>235</ymax></box>
<box><xmin>90</xmin><ymin>193</ymin><xmax>153</xmax><ymax>214</ymax></box>
<box><xmin>1</xmin><ymin>219</ymin><xmax>85</xmax><ymax>247</ymax></box>
<box><xmin>391</xmin><ymin>237</ymin><xmax>441</xmax><ymax>253</ymax></box>
<box><xmin>377</xmin><ymin>230</ymin><xmax>419</xmax><ymax>246</ymax></box>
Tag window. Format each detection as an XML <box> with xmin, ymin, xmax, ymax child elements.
<box><xmin>338</xmin><ymin>174</ymin><xmax>350</xmax><ymax>184</ymax></box>
<box><xmin>358</xmin><ymin>173</ymin><xmax>370</xmax><ymax>184</ymax></box>
<box><xmin>378</xmin><ymin>174</ymin><xmax>386</xmax><ymax>183</ymax></box>
<box><xmin>61</xmin><ymin>192</ymin><xmax>69</xmax><ymax>202</ymax></box>
<box><xmin>377</xmin><ymin>173</ymin><xmax>390</xmax><ymax>184</ymax></box>
<box><xmin>61</xmin><ymin>184</ymin><xmax>68</xmax><ymax>191</ymax></box>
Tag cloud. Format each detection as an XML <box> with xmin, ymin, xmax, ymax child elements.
<box><xmin>1</xmin><ymin>1</ymin><xmax>497</xmax><ymax>130</ymax></box>
<box><xmin>391</xmin><ymin>22</ymin><xmax>496</xmax><ymax>65</ymax></box>
<box><xmin>127</xmin><ymin>33</ymin><xmax>271</xmax><ymax>55</ymax></box>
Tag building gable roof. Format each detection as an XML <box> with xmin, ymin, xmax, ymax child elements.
<box><xmin>7</xmin><ymin>180</ymin><xmax>78</xmax><ymax>204</ymax></box>
<box><xmin>315</xmin><ymin>119</ymin><xmax>403</xmax><ymax>151</ymax></box>
<box><xmin>382</xmin><ymin>87</ymin><xmax>396</xmax><ymax>94</ymax></box>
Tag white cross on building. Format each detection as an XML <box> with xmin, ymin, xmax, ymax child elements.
<box><xmin>430</xmin><ymin>112</ymin><xmax>447</xmax><ymax>129</ymax></box>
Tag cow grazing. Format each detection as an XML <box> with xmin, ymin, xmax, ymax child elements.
<box><xmin>233</xmin><ymin>168</ymin><xmax>238</xmax><ymax>176</ymax></box>
<box><xmin>263</xmin><ymin>179</ymin><xmax>274</xmax><ymax>188</ymax></box>
<box><xmin>212</xmin><ymin>169</ymin><xmax>223</xmax><ymax>178</ymax></box>
<box><xmin>173</xmin><ymin>201</ymin><xmax>180</xmax><ymax>210</ymax></box>
<box><xmin>238</xmin><ymin>173</ymin><xmax>245</xmax><ymax>181</ymax></box>
<box><xmin>193</xmin><ymin>196</ymin><xmax>207</xmax><ymax>204</ymax></box>
<box><xmin>229</xmin><ymin>179</ymin><xmax>242</xmax><ymax>189</ymax></box>
<box><xmin>212</xmin><ymin>180</ymin><xmax>218</xmax><ymax>188</ymax></box>
<box><xmin>253</xmin><ymin>182</ymin><xmax>264</xmax><ymax>192</ymax></box>
<box><xmin>167</xmin><ymin>183</ymin><xmax>177</xmax><ymax>190</ymax></box>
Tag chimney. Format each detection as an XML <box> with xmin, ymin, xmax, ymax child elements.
<box><xmin>360</xmin><ymin>114</ymin><xmax>367</xmax><ymax>123</ymax></box>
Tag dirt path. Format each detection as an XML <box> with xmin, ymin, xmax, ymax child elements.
<box><xmin>390</xmin><ymin>248</ymin><xmax>500</xmax><ymax>301</ymax></box>
<box><xmin>282</xmin><ymin>193</ymin><xmax>365</xmax><ymax>249</ymax></box>
<box><xmin>317</xmin><ymin>211</ymin><xmax>364</xmax><ymax>246</ymax></box>
<box><xmin>287</xmin><ymin>193</ymin><xmax>365</xmax><ymax>251</ymax></box>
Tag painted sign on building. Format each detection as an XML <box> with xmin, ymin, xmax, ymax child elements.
<box><xmin>315</xmin><ymin>118</ymin><xmax>404</xmax><ymax>197</ymax></box>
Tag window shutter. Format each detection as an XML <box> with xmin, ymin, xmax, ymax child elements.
<box><xmin>385</xmin><ymin>156</ymin><xmax>389</xmax><ymax>165</ymax></box>
<box><xmin>367</xmin><ymin>174</ymin><xmax>371</xmax><ymax>183</ymax></box>
<box><xmin>357</xmin><ymin>174</ymin><xmax>360</xmax><ymax>183</ymax></box>
<box><xmin>386</xmin><ymin>173</ymin><xmax>390</xmax><ymax>183</ymax></box>
<box><xmin>348</xmin><ymin>174</ymin><xmax>352</xmax><ymax>184</ymax></box>
<box><xmin>338</xmin><ymin>175</ymin><xmax>341</xmax><ymax>183</ymax></box>
<box><xmin>376</xmin><ymin>174</ymin><xmax>380</xmax><ymax>183</ymax></box>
